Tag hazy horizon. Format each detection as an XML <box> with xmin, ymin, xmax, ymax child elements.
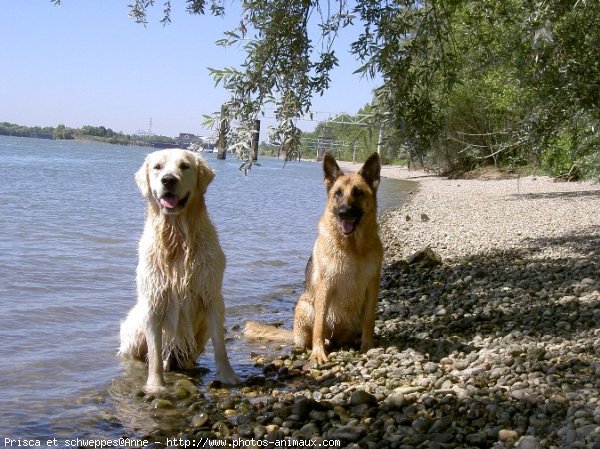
<box><xmin>1</xmin><ymin>1</ymin><xmax>380</xmax><ymax>139</ymax></box>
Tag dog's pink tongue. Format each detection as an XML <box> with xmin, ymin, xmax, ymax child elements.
<box><xmin>341</xmin><ymin>219</ymin><xmax>355</xmax><ymax>235</ymax></box>
<box><xmin>160</xmin><ymin>195</ymin><xmax>179</xmax><ymax>209</ymax></box>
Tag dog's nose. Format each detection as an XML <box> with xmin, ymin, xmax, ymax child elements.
<box><xmin>337</xmin><ymin>204</ymin><xmax>360</xmax><ymax>219</ymax></box>
<box><xmin>161</xmin><ymin>174</ymin><xmax>178</xmax><ymax>188</ymax></box>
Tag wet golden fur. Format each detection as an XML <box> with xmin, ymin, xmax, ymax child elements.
<box><xmin>245</xmin><ymin>153</ymin><xmax>383</xmax><ymax>363</ymax></box>
<box><xmin>119</xmin><ymin>149</ymin><xmax>238</xmax><ymax>391</ymax></box>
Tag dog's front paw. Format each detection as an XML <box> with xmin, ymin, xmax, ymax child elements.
<box><xmin>144</xmin><ymin>373</ymin><xmax>167</xmax><ymax>394</ymax></box>
<box><xmin>360</xmin><ymin>339</ymin><xmax>374</xmax><ymax>354</ymax></box>
<box><xmin>144</xmin><ymin>383</ymin><xmax>167</xmax><ymax>395</ymax></box>
<box><xmin>217</xmin><ymin>368</ymin><xmax>241</xmax><ymax>386</ymax></box>
<box><xmin>309</xmin><ymin>346</ymin><xmax>328</xmax><ymax>364</ymax></box>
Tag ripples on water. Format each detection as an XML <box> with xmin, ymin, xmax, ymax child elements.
<box><xmin>0</xmin><ymin>136</ymin><xmax>413</xmax><ymax>440</ymax></box>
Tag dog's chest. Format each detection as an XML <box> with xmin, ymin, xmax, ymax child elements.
<box><xmin>316</xmin><ymin>249</ymin><xmax>377</xmax><ymax>299</ymax></box>
<box><xmin>139</xmin><ymin>244</ymin><xmax>204</xmax><ymax>302</ymax></box>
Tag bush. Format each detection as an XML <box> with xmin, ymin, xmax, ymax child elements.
<box><xmin>541</xmin><ymin>131</ymin><xmax>578</xmax><ymax>179</ymax></box>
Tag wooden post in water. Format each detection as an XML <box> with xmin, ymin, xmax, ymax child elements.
<box><xmin>216</xmin><ymin>105</ymin><xmax>229</xmax><ymax>160</ymax></box>
<box><xmin>251</xmin><ymin>119</ymin><xmax>260</xmax><ymax>161</ymax></box>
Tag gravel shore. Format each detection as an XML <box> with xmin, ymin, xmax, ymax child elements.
<box><xmin>124</xmin><ymin>165</ymin><xmax>600</xmax><ymax>449</ymax></box>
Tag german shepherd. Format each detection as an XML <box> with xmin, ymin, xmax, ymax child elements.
<box><xmin>244</xmin><ymin>152</ymin><xmax>383</xmax><ymax>363</ymax></box>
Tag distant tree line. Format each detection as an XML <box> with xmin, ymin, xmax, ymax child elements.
<box><xmin>0</xmin><ymin>122</ymin><xmax>176</xmax><ymax>146</ymax></box>
<box><xmin>0</xmin><ymin>122</ymin><xmax>55</xmax><ymax>140</ymax></box>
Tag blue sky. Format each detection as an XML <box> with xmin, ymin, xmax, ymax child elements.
<box><xmin>0</xmin><ymin>1</ymin><xmax>380</xmax><ymax>138</ymax></box>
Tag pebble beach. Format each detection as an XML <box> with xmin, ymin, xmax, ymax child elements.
<box><xmin>123</xmin><ymin>165</ymin><xmax>600</xmax><ymax>449</ymax></box>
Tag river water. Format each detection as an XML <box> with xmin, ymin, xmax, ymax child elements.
<box><xmin>0</xmin><ymin>136</ymin><xmax>414</xmax><ymax>443</ymax></box>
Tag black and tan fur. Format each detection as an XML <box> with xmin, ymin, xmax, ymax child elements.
<box><xmin>245</xmin><ymin>152</ymin><xmax>383</xmax><ymax>363</ymax></box>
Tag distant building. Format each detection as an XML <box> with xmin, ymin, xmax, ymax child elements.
<box><xmin>176</xmin><ymin>133</ymin><xmax>203</xmax><ymax>147</ymax></box>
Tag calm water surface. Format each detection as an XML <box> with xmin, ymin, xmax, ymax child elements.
<box><xmin>0</xmin><ymin>136</ymin><xmax>414</xmax><ymax>442</ymax></box>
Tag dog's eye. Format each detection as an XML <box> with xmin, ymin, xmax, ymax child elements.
<box><xmin>179</xmin><ymin>162</ymin><xmax>190</xmax><ymax>170</ymax></box>
<box><xmin>153</xmin><ymin>163</ymin><xmax>163</xmax><ymax>170</ymax></box>
<box><xmin>352</xmin><ymin>187</ymin><xmax>364</xmax><ymax>197</ymax></box>
<box><xmin>334</xmin><ymin>188</ymin><xmax>343</xmax><ymax>199</ymax></box>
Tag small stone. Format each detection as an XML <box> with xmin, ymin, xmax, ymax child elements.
<box><xmin>191</xmin><ymin>412</ymin><xmax>209</xmax><ymax>428</ymax></box>
<box><xmin>466</xmin><ymin>432</ymin><xmax>487</xmax><ymax>446</ymax></box>
<box><xmin>175</xmin><ymin>379</ymin><xmax>197</xmax><ymax>393</ymax></box>
<box><xmin>559</xmin><ymin>295</ymin><xmax>577</xmax><ymax>304</ymax></box>
<box><xmin>212</xmin><ymin>421</ymin><xmax>231</xmax><ymax>438</ymax></box>
<box><xmin>576</xmin><ymin>424</ymin><xmax>598</xmax><ymax>440</ymax></box>
<box><xmin>282</xmin><ymin>420</ymin><xmax>298</xmax><ymax>429</ymax></box>
<box><xmin>131</xmin><ymin>388</ymin><xmax>145</xmax><ymax>398</ymax></box>
<box><xmin>392</xmin><ymin>386</ymin><xmax>425</xmax><ymax>394</ymax></box>
<box><xmin>266</xmin><ymin>430</ymin><xmax>285</xmax><ymax>442</ymax></box>
<box><xmin>498</xmin><ymin>429</ymin><xmax>519</xmax><ymax>442</ymax></box>
<box><xmin>172</xmin><ymin>386</ymin><xmax>191</xmax><ymax>400</ymax></box>
<box><xmin>265</xmin><ymin>424</ymin><xmax>279</xmax><ymax>433</ymax></box>
<box><xmin>237</xmin><ymin>424</ymin><xmax>254</xmax><ymax>438</ymax></box>
<box><xmin>453</xmin><ymin>360</ymin><xmax>469</xmax><ymax>370</ymax></box>
<box><xmin>423</xmin><ymin>362</ymin><xmax>438</xmax><ymax>373</ymax></box>
<box><xmin>300</xmin><ymin>423</ymin><xmax>320</xmax><ymax>437</ymax></box>
<box><xmin>429</xmin><ymin>416</ymin><xmax>453</xmax><ymax>433</ymax></box>
<box><xmin>515</xmin><ymin>436</ymin><xmax>542</xmax><ymax>449</ymax></box>
<box><xmin>329</xmin><ymin>426</ymin><xmax>366</xmax><ymax>442</ymax></box>
<box><xmin>350</xmin><ymin>390</ymin><xmax>377</xmax><ymax>407</ymax></box>
<box><xmin>350</xmin><ymin>403</ymin><xmax>371</xmax><ymax>416</ymax></box>
<box><xmin>433</xmin><ymin>306</ymin><xmax>447</xmax><ymax>316</ymax></box>
<box><xmin>292</xmin><ymin>397</ymin><xmax>322</xmax><ymax>419</ymax></box>
<box><xmin>412</xmin><ymin>417</ymin><xmax>433</xmax><ymax>433</ymax></box>
<box><xmin>253</xmin><ymin>425</ymin><xmax>267</xmax><ymax>439</ymax></box>
<box><xmin>309</xmin><ymin>410</ymin><xmax>327</xmax><ymax>422</ymax></box>
<box><xmin>430</xmin><ymin>433</ymin><xmax>453</xmax><ymax>444</ymax></box>
<box><xmin>151</xmin><ymin>398</ymin><xmax>173</xmax><ymax>409</ymax></box>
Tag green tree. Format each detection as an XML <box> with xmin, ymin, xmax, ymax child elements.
<box><xmin>52</xmin><ymin>0</ymin><xmax>600</xmax><ymax>177</ymax></box>
<box><xmin>114</xmin><ymin>0</ymin><xmax>355</xmax><ymax>160</ymax></box>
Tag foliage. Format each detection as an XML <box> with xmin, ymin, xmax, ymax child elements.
<box><xmin>0</xmin><ymin>121</ymin><xmax>176</xmax><ymax>147</ymax></box>
<box><xmin>0</xmin><ymin>122</ymin><xmax>55</xmax><ymax>139</ymax></box>
<box><xmin>117</xmin><ymin>0</ymin><xmax>355</xmax><ymax>161</ymax></box>
<box><xmin>354</xmin><ymin>0</ymin><xmax>460</xmax><ymax>165</ymax></box>
<box><xmin>541</xmin><ymin>113</ymin><xmax>600</xmax><ymax>180</ymax></box>
<box><xmin>299</xmin><ymin>104</ymin><xmax>384</xmax><ymax>163</ymax></box>
<box><xmin>0</xmin><ymin>122</ymin><xmax>54</xmax><ymax>139</ymax></box>
<box><xmin>349</xmin><ymin>0</ymin><xmax>600</xmax><ymax>176</ymax></box>
<box><xmin>208</xmin><ymin>0</ymin><xmax>356</xmax><ymax>160</ymax></box>
<box><xmin>53</xmin><ymin>0</ymin><xmax>600</xmax><ymax>178</ymax></box>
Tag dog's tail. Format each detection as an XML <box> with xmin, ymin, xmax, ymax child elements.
<box><xmin>243</xmin><ymin>321</ymin><xmax>294</xmax><ymax>342</ymax></box>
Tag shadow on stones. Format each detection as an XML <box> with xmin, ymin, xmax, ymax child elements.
<box><xmin>508</xmin><ymin>189</ymin><xmax>600</xmax><ymax>201</ymax></box>
<box><xmin>378</xmin><ymin>226</ymin><xmax>600</xmax><ymax>358</ymax></box>
<box><xmin>87</xmin><ymin>227</ymin><xmax>600</xmax><ymax>447</ymax></box>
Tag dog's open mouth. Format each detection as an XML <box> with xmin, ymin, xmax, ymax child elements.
<box><xmin>340</xmin><ymin>218</ymin><xmax>358</xmax><ymax>235</ymax></box>
<box><xmin>159</xmin><ymin>192</ymin><xmax>189</xmax><ymax>210</ymax></box>
<box><xmin>337</xmin><ymin>207</ymin><xmax>363</xmax><ymax>236</ymax></box>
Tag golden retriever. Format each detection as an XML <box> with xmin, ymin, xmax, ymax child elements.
<box><xmin>119</xmin><ymin>149</ymin><xmax>239</xmax><ymax>391</ymax></box>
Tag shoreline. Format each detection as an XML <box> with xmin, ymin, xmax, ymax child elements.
<box><xmin>120</xmin><ymin>166</ymin><xmax>600</xmax><ymax>448</ymax></box>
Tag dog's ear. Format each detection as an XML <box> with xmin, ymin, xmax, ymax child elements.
<box><xmin>195</xmin><ymin>154</ymin><xmax>215</xmax><ymax>194</ymax></box>
<box><xmin>323</xmin><ymin>152</ymin><xmax>343</xmax><ymax>191</ymax></box>
<box><xmin>358</xmin><ymin>152</ymin><xmax>381</xmax><ymax>192</ymax></box>
<box><xmin>134</xmin><ymin>158</ymin><xmax>150</xmax><ymax>197</ymax></box>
